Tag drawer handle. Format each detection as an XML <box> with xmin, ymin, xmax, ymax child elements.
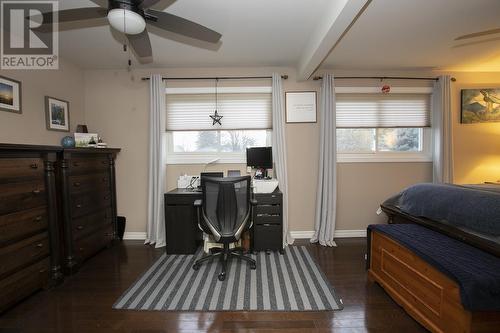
<box><xmin>35</xmin><ymin>216</ymin><xmax>43</xmax><ymax>222</ymax></box>
<box><xmin>101</xmin><ymin>160</ymin><xmax>107</xmax><ymax>165</ymax></box>
<box><xmin>39</xmin><ymin>269</ymin><xmax>47</xmax><ymax>274</ymax></box>
<box><xmin>271</xmin><ymin>195</ymin><xmax>276</xmax><ymax>198</ymax></box>
<box><xmin>32</xmin><ymin>189</ymin><xmax>41</xmax><ymax>195</ymax></box>
<box><xmin>36</xmin><ymin>243</ymin><xmax>44</xmax><ymax>248</ymax></box>
<box><xmin>30</xmin><ymin>163</ymin><xmax>39</xmax><ymax>169</ymax></box>
<box><xmin>79</xmin><ymin>247</ymin><xmax>84</xmax><ymax>252</ymax></box>
<box><xmin>76</xmin><ymin>204</ymin><xmax>82</xmax><ymax>208</ymax></box>
<box><xmin>73</xmin><ymin>182</ymin><xmax>81</xmax><ymax>187</ymax></box>
<box><xmin>77</xmin><ymin>225</ymin><xmax>84</xmax><ymax>230</ymax></box>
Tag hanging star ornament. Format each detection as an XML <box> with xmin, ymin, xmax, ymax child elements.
<box><xmin>209</xmin><ymin>110</ymin><xmax>223</xmax><ymax>126</ymax></box>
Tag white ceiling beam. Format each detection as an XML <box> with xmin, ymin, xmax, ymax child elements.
<box><xmin>297</xmin><ymin>0</ymin><xmax>371</xmax><ymax>81</ymax></box>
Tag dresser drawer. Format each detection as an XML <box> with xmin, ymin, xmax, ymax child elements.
<box><xmin>69</xmin><ymin>157</ymin><xmax>109</xmax><ymax>175</ymax></box>
<box><xmin>254</xmin><ymin>204</ymin><xmax>281</xmax><ymax>216</ymax></box>
<box><xmin>72</xmin><ymin>208</ymin><xmax>112</xmax><ymax>241</ymax></box>
<box><xmin>0</xmin><ymin>257</ymin><xmax>50</xmax><ymax>313</ymax></box>
<box><xmin>0</xmin><ymin>232</ymin><xmax>50</xmax><ymax>278</ymax></box>
<box><xmin>0</xmin><ymin>158</ymin><xmax>44</xmax><ymax>183</ymax></box>
<box><xmin>74</xmin><ymin>224</ymin><xmax>113</xmax><ymax>262</ymax></box>
<box><xmin>0</xmin><ymin>182</ymin><xmax>46</xmax><ymax>215</ymax></box>
<box><xmin>69</xmin><ymin>173</ymin><xmax>110</xmax><ymax>195</ymax></box>
<box><xmin>71</xmin><ymin>192</ymin><xmax>112</xmax><ymax>218</ymax></box>
<box><xmin>0</xmin><ymin>207</ymin><xmax>48</xmax><ymax>245</ymax></box>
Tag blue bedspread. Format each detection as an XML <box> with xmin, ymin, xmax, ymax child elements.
<box><xmin>396</xmin><ymin>183</ymin><xmax>500</xmax><ymax>236</ymax></box>
<box><xmin>368</xmin><ymin>224</ymin><xmax>500</xmax><ymax>311</ymax></box>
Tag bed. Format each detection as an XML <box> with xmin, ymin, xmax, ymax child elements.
<box><xmin>368</xmin><ymin>183</ymin><xmax>500</xmax><ymax>332</ymax></box>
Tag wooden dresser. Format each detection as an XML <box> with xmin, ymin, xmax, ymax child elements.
<box><xmin>0</xmin><ymin>144</ymin><xmax>63</xmax><ymax>312</ymax></box>
<box><xmin>59</xmin><ymin>148</ymin><xmax>120</xmax><ymax>273</ymax></box>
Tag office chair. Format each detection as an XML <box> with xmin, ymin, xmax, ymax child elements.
<box><xmin>192</xmin><ymin>176</ymin><xmax>257</xmax><ymax>281</ymax></box>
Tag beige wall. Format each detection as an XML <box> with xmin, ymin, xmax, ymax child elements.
<box><xmin>450</xmin><ymin>72</ymin><xmax>500</xmax><ymax>184</ymax></box>
<box><xmin>0</xmin><ymin>59</ymin><xmax>85</xmax><ymax>145</ymax></box>
<box><xmin>1</xmin><ymin>60</ymin><xmax>497</xmax><ymax>236</ymax></box>
<box><xmin>83</xmin><ymin>67</ymin><xmax>433</xmax><ymax>234</ymax></box>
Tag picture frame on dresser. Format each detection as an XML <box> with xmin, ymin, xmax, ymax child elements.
<box><xmin>45</xmin><ymin>96</ymin><xmax>70</xmax><ymax>132</ymax></box>
<box><xmin>0</xmin><ymin>75</ymin><xmax>22</xmax><ymax>114</ymax></box>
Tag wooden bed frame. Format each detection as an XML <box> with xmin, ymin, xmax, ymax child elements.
<box><xmin>368</xmin><ymin>230</ymin><xmax>500</xmax><ymax>333</ymax></box>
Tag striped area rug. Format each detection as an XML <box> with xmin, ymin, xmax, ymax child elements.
<box><xmin>113</xmin><ymin>246</ymin><xmax>343</xmax><ymax>311</ymax></box>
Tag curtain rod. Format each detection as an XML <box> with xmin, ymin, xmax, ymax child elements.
<box><xmin>141</xmin><ymin>75</ymin><xmax>288</xmax><ymax>81</ymax></box>
<box><xmin>312</xmin><ymin>76</ymin><xmax>456</xmax><ymax>82</ymax></box>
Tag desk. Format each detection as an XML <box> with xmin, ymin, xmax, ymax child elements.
<box><xmin>164</xmin><ymin>189</ymin><xmax>202</xmax><ymax>254</ymax></box>
<box><xmin>164</xmin><ymin>188</ymin><xmax>283</xmax><ymax>254</ymax></box>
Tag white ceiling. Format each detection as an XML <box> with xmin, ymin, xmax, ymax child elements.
<box><xmin>322</xmin><ymin>0</ymin><xmax>500</xmax><ymax>71</ymax></box>
<box><xmin>57</xmin><ymin>0</ymin><xmax>330</xmax><ymax>69</ymax></box>
<box><xmin>56</xmin><ymin>0</ymin><xmax>500</xmax><ymax>71</ymax></box>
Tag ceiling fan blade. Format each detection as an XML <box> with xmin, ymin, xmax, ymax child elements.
<box><xmin>139</xmin><ymin>0</ymin><xmax>163</xmax><ymax>9</ymax></box>
<box><xmin>36</xmin><ymin>7</ymin><xmax>108</xmax><ymax>24</ymax></box>
<box><xmin>145</xmin><ymin>9</ymin><xmax>222</xmax><ymax>43</ymax></box>
<box><xmin>455</xmin><ymin>28</ymin><xmax>500</xmax><ymax>40</ymax></box>
<box><xmin>127</xmin><ymin>29</ymin><xmax>153</xmax><ymax>58</ymax></box>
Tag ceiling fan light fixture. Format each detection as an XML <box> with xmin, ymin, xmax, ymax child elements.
<box><xmin>107</xmin><ymin>8</ymin><xmax>146</xmax><ymax>35</ymax></box>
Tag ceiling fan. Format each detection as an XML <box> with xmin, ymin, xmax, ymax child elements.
<box><xmin>455</xmin><ymin>28</ymin><xmax>500</xmax><ymax>41</ymax></box>
<box><xmin>35</xmin><ymin>0</ymin><xmax>222</xmax><ymax>59</ymax></box>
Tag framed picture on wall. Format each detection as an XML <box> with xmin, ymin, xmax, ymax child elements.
<box><xmin>45</xmin><ymin>96</ymin><xmax>70</xmax><ymax>132</ymax></box>
<box><xmin>285</xmin><ymin>91</ymin><xmax>317</xmax><ymax>123</ymax></box>
<box><xmin>461</xmin><ymin>88</ymin><xmax>500</xmax><ymax>124</ymax></box>
<box><xmin>0</xmin><ymin>75</ymin><xmax>22</xmax><ymax>114</ymax></box>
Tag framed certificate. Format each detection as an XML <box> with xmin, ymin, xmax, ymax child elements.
<box><xmin>285</xmin><ymin>91</ymin><xmax>317</xmax><ymax>123</ymax></box>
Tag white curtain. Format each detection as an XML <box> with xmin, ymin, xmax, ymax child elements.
<box><xmin>272</xmin><ymin>73</ymin><xmax>293</xmax><ymax>246</ymax></box>
<box><xmin>145</xmin><ymin>75</ymin><xmax>166</xmax><ymax>248</ymax></box>
<box><xmin>311</xmin><ymin>74</ymin><xmax>337</xmax><ymax>247</ymax></box>
<box><xmin>432</xmin><ymin>75</ymin><xmax>454</xmax><ymax>183</ymax></box>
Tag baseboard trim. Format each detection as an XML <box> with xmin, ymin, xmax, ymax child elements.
<box><xmin>123</xmin><ymin>232</ymin><xmax>147</xmax><ymax>240</ymax></box>
<box><xmin>124</xmin><ymin>230</ymin><xmax>367</xmax><ymax>241</ymax></box>
<box><xmin>291</xmin><ymin>230</ymin><xmax>366</xmax><ymax>239</ymax></box>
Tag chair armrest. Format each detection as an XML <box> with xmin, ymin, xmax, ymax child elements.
<box><xmin>194</xmin><ymin>199</ymin><xmax>202</xmax><ymax>207</ymax></box>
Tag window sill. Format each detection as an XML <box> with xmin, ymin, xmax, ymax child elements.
<box><xmin>166</xmin><ymin>153</ymin><xmax>246</xmax><ymax>165</ymax></box>
<box><xmin>337</xmin><ymin>153</ymin><xmax>433</xmax><ymax>163</ymax></box>
<box><xmin>167</xmin><ymin>153</ymin><xmax>433</xmax><ymax>165</ymax></box>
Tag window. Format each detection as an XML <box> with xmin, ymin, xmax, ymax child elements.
<box><xmin>166</xmin><ymin>88</ymin><xmax>272</xmax><ymax>164</ymax></box>
<box><xmin>336</xmin><ymin>93</ymin><xmax>432</xmax><ymax>162</ymax></box>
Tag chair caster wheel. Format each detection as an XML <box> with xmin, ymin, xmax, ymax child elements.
<box><xmin>250</xmin><ymin>263</ymin><xmax>257</xmax><ymax>270</ymax></box>
<box><xmin>218</xmin><ymin>273</ymin><xmax>226</xmax><ymax>281</ymax></box>
<box><xmin>192</xmin><ymin>264</ymin><xmax>200</xmax><ymax>271</ymax></box>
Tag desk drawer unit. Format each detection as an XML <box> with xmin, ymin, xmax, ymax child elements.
<box><xmin>59</xmin><ymin>149</ymin><xmax>120</xmax><ymax>274</ymax></box>
<box><xmin>0</xmin><ymin>145</ymin><xmax>62</xmax><ymax>313</ymax></box>
<box><xmin>252</xmin><ymin>190</ymin><xmax>283</xmax><ymax>252</ymax></box>
<box><xmin>164</xmin><ymin>192</ymin><xmax>201</xmax><ymax>254</ymax></box>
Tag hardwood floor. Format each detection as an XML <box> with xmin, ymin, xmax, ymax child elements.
<box><xmin>0</xmin><ymin>239</ymin><xmax>427</xmax><ymax>333</ymax></box>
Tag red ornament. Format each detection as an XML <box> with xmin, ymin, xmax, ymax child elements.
<box><xmin>381</xmin><ymin>85</ymin><xmax>391</xmax><ymax>94</ymax></box>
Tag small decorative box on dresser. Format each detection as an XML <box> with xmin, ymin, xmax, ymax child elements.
<box><xmin>58</xmin><ymin>148</ymin><xmax>120</xmax><ymax>273</ymax></box>
<box><xmin>0</xmin><ymin>144</ymin><xmax>62</xmax><ymax>312</ymax></box>
<box><xmin>252</xmin><ymin>189</ymin><xmax>283</xmax><ymax>253</ymax></box>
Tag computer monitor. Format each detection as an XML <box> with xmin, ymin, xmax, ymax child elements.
<box><xmin>200</xmin><ymin>171</ymin><xmax>224</xmax><ymax>189</ymax></box>
<box><xmin>246</xmin><ymin>147</ymin><xmax>272</xmax><ymax>169</ymax></box>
